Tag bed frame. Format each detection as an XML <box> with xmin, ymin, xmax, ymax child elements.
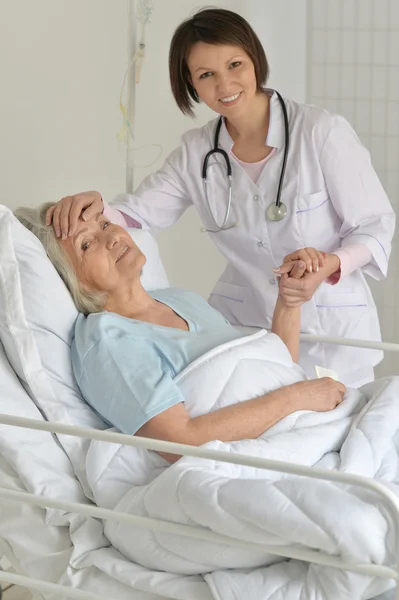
<box><xmin>1</xmin><ymin>0</ymin><xmax>398</xmax><ymax>592</ymax></box>
<box><xmin>0</xmin><ymin>333</ymin><xmax>398</xmax><ymax>599</ymax></box>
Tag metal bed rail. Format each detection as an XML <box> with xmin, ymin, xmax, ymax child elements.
<box><xmin>1</xmin><ymin>334</ymin><xmax>398</xmax><ymax>598</ymax></box>
<box><xmin>299</xmin><ymin>332</ymin><xmax>399</xmax><ymax>353</ymax></box>
<box><xmin>1</xmin><ymin>414</ymin><xmax>399</xmax><ymax>599</ymax></box>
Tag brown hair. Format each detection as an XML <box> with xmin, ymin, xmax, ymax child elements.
<box><xmin>169</xmin><ymin>8</ymin><xmax>269</xmax><ymax>117</ymax></box>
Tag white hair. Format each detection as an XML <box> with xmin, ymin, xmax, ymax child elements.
<box><xmin>14</xmin><ymin>202</ymin><xmax>107</xmax><ymax>315</ymax></box>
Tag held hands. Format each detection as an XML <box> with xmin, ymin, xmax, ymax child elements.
<box><xmin>273</xmin><ymin>247</ymin><xmax>341</xmax><ymax>308</ymax></box>
<box><xmin>45</xmin><ymin>191</ymin><xmax>103</xmax><ymax>239</ymax></box>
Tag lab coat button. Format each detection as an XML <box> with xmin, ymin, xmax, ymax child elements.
<box><xmin>269</xmin><ymin>278</ymin><xmax>277</xmax><ymax>285</ymax></box>
<box><xmin>253</xmin><ymin>195</ymin><xmax>259</xmax><ymax>201</ymax></box>
<box><xmin>257</xmin><ymin>240</ymin><xmax>264</xmax><ymax>247</ymax></box>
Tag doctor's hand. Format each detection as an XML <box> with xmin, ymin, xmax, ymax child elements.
<box><xmin>46</xmin><ymin>191</ymin><xmax>103</xmax><ymax>239</ymax></box>
<box><xmin>283</xmin><ymin>247</ymin><xmax>326</xmax><ymax>273</ymax></box>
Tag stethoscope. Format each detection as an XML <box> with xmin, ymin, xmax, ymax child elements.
<box><xmin>202</xmin><ymin>90</ymin><xmax>289</xmax><ymax>232</ymax></box>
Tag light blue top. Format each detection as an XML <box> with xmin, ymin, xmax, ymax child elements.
<box><xmin>72</xmin><ymin>288</ymin><xmax>245</xmax><ymax>435</ymax></box>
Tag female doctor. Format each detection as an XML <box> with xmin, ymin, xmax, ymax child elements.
<box><xmin>47</xmin><ymin>8</ymin><xmax>395</xmax><ymax>387</ymax></box>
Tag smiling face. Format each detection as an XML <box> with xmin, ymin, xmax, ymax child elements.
<box><xmin>60</xmin><ymin>214</ymin><xmax>146</xmax><ymax>296</ymax></box>
<box><xmin>187</xmin><ymin>42</ymin><xmax>258</xmax><ymax>119</ymax></box>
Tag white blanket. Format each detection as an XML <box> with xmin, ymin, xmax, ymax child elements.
<box><xmin>86</xmin><ymin>330</ymin><xmax>399</xmax><ymax>600</ymax></box>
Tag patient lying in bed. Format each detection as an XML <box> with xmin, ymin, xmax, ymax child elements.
<box><xmin>15</xmin><ymin>203</ymin><xmax>346</xmax><ymax>463</ymax></box>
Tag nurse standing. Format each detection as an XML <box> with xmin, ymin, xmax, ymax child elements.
<box><xmin>47</xmin><ymin>8</ymin><xmax>395</xmax><ymax>387</ymax></box>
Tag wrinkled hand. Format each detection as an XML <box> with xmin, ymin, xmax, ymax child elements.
<box><xmin>277</xmin><ymin>270</ymin><xmax>323</xmax><ymax>307</ymax></box>
<box><xmin>275</xmin><ymin>259</ymin><xmax>307</xmax><ymax>280</ymax></box>
<box><xmin>283</xmin><ymin>247</ymin><xmax>326</xmax><ymax>273</ymax></box>
<box><xmin>273</xmin><ymin>260</ymin><xmax>312</xmax><ymax>308</ymax></box>
<box><xmin>289</xmin><ymin>377</ymin><xmax>346</xmax><ymax>412</ymax></box>
<box><xmin>273</xmin><ymin>252</ymin><xmax>341</xmax><ymax>307</ymax></box>
<box><xmin>46</xmin><ymin>191</ymin><xmax>103</xmax><ymax>239</ymax></box>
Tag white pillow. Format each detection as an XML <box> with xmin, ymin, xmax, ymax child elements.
<box><xmin>0</xmin><ymin>340</ymin><xmax>88</xmax><ymax>522</ymax></box>
<box><xmin>132</xmin><ymin>227</ymin><xmax>169</xmax><ymax>291</ymax></box>
<box><xmin>0</xmin><ymin>204</ymin><xmax>169</xmax><ymax>496</ymax></box>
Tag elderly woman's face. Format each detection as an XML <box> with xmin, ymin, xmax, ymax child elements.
<box><xmin>60</xmin><ymin>215</ymin><xmax>145</xmax><ymax>294</ymax></box>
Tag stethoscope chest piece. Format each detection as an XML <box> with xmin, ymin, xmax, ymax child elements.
<box><xmin>266</xmin><ymin>201</ymin><xmax>288</xmax><ymax>222</ymax></box>
<box><xmin>202</xmin><ymin>90</ymin><xmax>290</xmax><ymax>231</ymax></box>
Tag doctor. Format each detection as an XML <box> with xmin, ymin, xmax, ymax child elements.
<box><xmin>47</xmin><ymin>8</ymin><xmax>395</xmax><ymax>387</ymax></box>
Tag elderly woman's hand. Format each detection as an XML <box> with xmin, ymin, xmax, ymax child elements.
<box><xmin>288</xmin><ymin>377</ymin><xmax>346</xmax><ymax>412</ymax></box>
<box><xmin>275</xmin><ymin>260</ymin><xmax>307</xmax><ymax>280</ymax></box>
<box><xmin>46</xmin><ymin>191</ymin><xmax>104</xmax><ymax>239</ymax></box>
<box><xmin>273</xmin><ymin>259</ymin><xmax>309</xmax><ymax>308</ymax></box>
<box><xmin>274</xmin><ymin>253</ymin><xmax>341</xmax><ymax>307</ymax></box>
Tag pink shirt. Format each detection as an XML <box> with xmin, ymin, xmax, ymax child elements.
<box><xmin>103</xmin><ymin>203</ymin><xmax>141</xmax><ymax>229</ymax></box>
<box><xmin>232</xmin><ymin>148</ymin><xmax>276</xmax><ymax>184</ymax></box>
<box><xmin>326</xmin><ymin>244</ymin><xmax>372</xmax><ymax>283</ymax></box>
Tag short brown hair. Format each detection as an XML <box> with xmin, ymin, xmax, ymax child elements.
<box><xmin>169</xmin><ymin>8</ymin><xmax>269</xmax><ymax>117</ymax></box>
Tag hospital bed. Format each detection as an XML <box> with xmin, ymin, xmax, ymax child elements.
<box><xmin>1</xmin><ymin>386</ymin><xmax>399</xmax><ymax>600</ymax></box>
<box><xmin>1</xmin><ymin>204</ymin><xmax>399</xmax><ymax>600</ymax></box>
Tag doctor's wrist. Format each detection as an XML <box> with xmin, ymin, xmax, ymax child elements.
<box><xmin>323</xmin><ymin>253</ymin><xmax>341</xmax><ymax>277</ymax></box>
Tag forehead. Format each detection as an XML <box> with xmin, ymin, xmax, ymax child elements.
<box><xmin>75</xmin><ymin>213</ymin><xmax>102</xmax><ymax>232</ymax></box>
<box><xmin>58</xmin><ymin>214</ymin><xmax>103</xmax><ymax>257</ymax></box>
<box><xmin>187</xmin><ymin>42</ymin><xmax>248</xmax><ymax>68</ymax></box>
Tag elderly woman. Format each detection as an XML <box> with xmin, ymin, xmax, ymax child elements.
<box><xmin>15</xmin><ymin>203</ymin><xmax>345</xmax><ymax>462</ymax></box>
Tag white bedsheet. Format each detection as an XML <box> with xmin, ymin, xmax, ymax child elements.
<box><xmin>2</xmin><ymin>328</ymin><xmax>399</xmax><ymax>599</ymax></box>
<box><xmin>0</xmin><ymin>334</ymin><xmax>209</xmax><ymax>600</ymax></box>
<box><xmin>85</xmin><ymin>330</ymin><xmax>399</xmax><ymax>600</ymax></box>
<box><xmin>0</xmin><ymin>451</ymin><xmax>210</xmax><ymax>600</ymax></box>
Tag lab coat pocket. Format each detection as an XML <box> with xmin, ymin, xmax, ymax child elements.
<box><xmin>209</xmin><ymin>281</ymin><xmax>260</xmax><ymax>327</ymax></box>
<box><xmin>315</xmin><ymin>291</ymin><xmax>368</xmax><ymax>339</ymax></box>
<box><xmin>210</xmin><ymin>280</ymin><xmax>276</xmax><ymax>328</ymax></box>
<box><xmin>209</xmin><ymin>281</ymin><xmax>246</xmax><ymax>306</ymax></box>
<box><xmin>316</xmin><ymin>292</ymin><xmax>367</xmax><ymax>309</ymax></box>
<box><xmin>296</xmin><ymin>189</ymin><xmax>330</xmax><ymax>213</ymax></box>
<box><xmin>296</xmin><ymin>188</ymin><xmax>340</xmax><ymax>248</ymax></box>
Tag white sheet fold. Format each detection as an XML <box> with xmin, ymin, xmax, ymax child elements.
<box><xmin>85</xmin><ymin>331</ymin><xmax>399</xmax><ymax>599</ymax></box>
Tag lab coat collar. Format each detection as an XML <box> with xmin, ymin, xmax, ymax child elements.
<box><xmin>218</xmin><ymin>89</ymin><xmax>285</xmax><ymax>151</ymax></box>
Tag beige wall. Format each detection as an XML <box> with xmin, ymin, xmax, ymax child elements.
<box><xmin>0</xmin><ymin>0</ymin><xmax>127</xmax><ymax>208</ymax></box>
<box><xmin>0</xmin><ymin>0</ymin><xmax>308</xmax><ymax>298</ymax></box>
<box><xmin>307</xmin><ymin>0</ymin><xmax>399</xmax><ymax>375</ymax></box>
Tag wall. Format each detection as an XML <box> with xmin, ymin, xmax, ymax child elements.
<box><xmin>0</xmin><ymin>0</ymin><xmax>308</xmax><ymax>299</ymax></box>
<box><xmin>133</xmin><ymin>0</ymin><xmax>241</xmax><ymax>296</ymax></box>
<box><xmin>242</xmin><ymin>0</ymin><xmax>308</xmax><ymax>101</ymax></box>
<box><xmin>0</xmin><ymin>0</ymin><xmax>127</xmax><ymax>207</ymax></box>
<box><xmin>307</xmin><ymin>0</ymin><xmax>399</xmax><ymax>376</ymax></box>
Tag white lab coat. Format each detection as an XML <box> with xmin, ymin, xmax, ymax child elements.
<box><xmin>112</xmin><ymin>92</ymin><xmax>395</xmax><ymax>385</ymax></box>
